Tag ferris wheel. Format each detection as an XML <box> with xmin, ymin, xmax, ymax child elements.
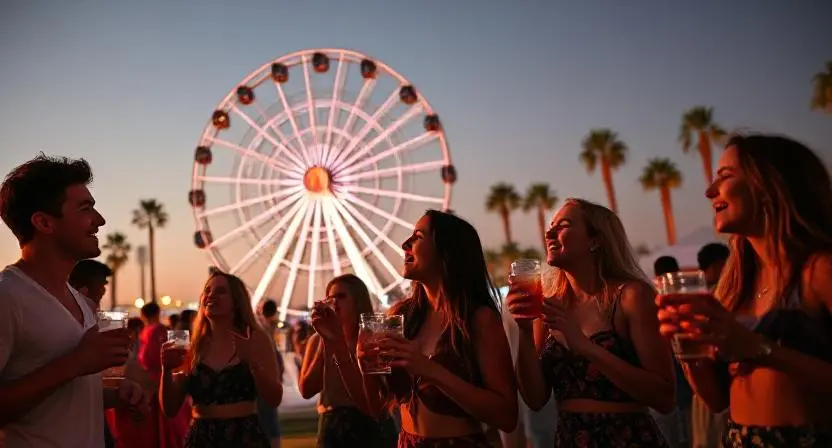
<box><xmin>188</xmin><ymin>48</ymin><xmax>457</xmax><ymax>321</ymax></box>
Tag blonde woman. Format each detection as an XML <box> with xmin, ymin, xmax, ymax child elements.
<box><xmin>302</xmin><ymin>274</ymin><xmax>398</xmax><ymax>448</ymax></box>
<box><xmin>159</xmin><ymin>271</ymin><xmax>283</xmax><ymax>447</ymax></box>
<box><xmin>507</xmin><ymin>198</ymin><xmax>674</xmax><ymax>447</ymax></box>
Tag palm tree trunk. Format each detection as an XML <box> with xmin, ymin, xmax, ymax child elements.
<box><xmin>501</xmin><ymin>207</ymin><xmax>513</xmax><ymax>245</ymax></box>
<box><xmin>536</xmin><ymin>204</ymin><xmax>547</xmax><ymax>251</ymax></box>
<box><xmin>109</xmin><ymin>271</ymin><xmax>117</xmax><ymax>310</ymax></box>
<box><xmin>697</xmin><ymin>131</ymin><xmax>714</xmax><ymax>185</ymax></box>
<box><xmin>600</xmin><ymin>160</ymin><xmax>618</xmax><ymax>214</ymax></box>
<box><xmin>149</xmin><ymin>224</ymin><xmax>157</xmax><ymax>303</ymax></box>
<box><xmin>660</xmin><ymin>186</ymin><xmax>677</xmax><ymax>246</ymax></box>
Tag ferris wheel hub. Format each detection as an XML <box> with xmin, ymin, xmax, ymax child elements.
<box><xmin>303</xmin><ymin>166</ymin><xmax>332</xmax><ymax>194</ymax></box>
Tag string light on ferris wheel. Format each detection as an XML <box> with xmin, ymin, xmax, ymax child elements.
<box><xmin>188</xmin><ymin>49</ymin><xmax>457</xmax><ymax>321</ymax></box>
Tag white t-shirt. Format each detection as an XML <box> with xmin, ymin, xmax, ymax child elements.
<box><xmin>0</xmin><ymin>266</ymin><xmax>103</xmax><ymax>448</ymax></box>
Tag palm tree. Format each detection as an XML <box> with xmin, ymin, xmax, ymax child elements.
<box><xmin>580</xmin><ymin>129</ymin><xmax>627</xmax><ymax>214</ymax></box>
<box><xmin>523</xmin><ymin>183</ymin><xmax>558</xmax><ymax>251</ymax></box>
<box><xmin>132</xmin><ymin>199</ymin><xmax>168</xmax><ymax>303</ymax></box>
<box><xmin>679</xmin><ymin>106</ymin><xmax>727</xmax><ymax>185</ymax></box>
<box><xmin>811</xmin><ymin>60</ymin><xmax>832</xmax><ymax>113</ymax></box>
<box><xmin>486</xmin><ymin>183</ymin><xmax>521</xmax><ymax>245</ymax></box>
<box><xmin>103</xmin><ymin>232</ymin><xmax>131</xmax><ymax>310</ymax></box>
<box><xmin>640</xmin><ymin>158</ymin><xmax>682</xmax><ymax>246</ymax></box>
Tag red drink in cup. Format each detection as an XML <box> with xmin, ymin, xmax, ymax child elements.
<box><xmin>510</xmin><ymin>259</ymin><xmax>543</xmax><ymax>319</ymax></box>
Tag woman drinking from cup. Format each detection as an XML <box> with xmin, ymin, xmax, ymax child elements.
<box><xmin>340</xmin><ymin>210</ymin><xmax>517</xmax><ymax>447</ymax></box>
<box><xmin>657</xmin><ymin>134</ymin><xmax>832</xmax><ymax>446</ymax></box>
<box><xmin>159</xmin><ymin>271</ymin><xmax>283</xmax><ymax>447</ymax></box>
<box><xmin>302</xmin><ymin>274</ymin><xmax>398</xmax><ymax>447</ymax></box>
<box><xmin>508</xmin><ymin>198</ymin><xmax>674</xmax><ymax>447</ymax></box>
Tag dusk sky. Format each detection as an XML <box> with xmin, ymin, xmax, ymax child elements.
<box><xmin>1</xmin><ymin>1</ymin><xmax>830</xmax><ymax>308</ymax></box>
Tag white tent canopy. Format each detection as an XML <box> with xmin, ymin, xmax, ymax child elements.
<box><xmin>638</xmin><ymin>226</ymin><xmax>726</xmax><ymax>277</ymax></box>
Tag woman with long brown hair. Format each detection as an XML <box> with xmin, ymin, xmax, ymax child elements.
<box><xmin>159</xmin><ymin>271</ymin><xmax>283</xmax><ymax>447</ymax></box>
<box><xmin>336</xmin><ymin>210</ymin><xmax>518</xmax><ymax>447</ymax></box>
<box><xmin>508</xmin><ymin>198</ymin><xmax>674</xmax><ymax>447</ymax></box>
<box><xmin>301</xmin><ymin>274</ymin><xmax>398</xmax><ymax>447</ymax></box>
<box><xmin>657</xmin><ymin>134</ymin><xmax>832</xmax><ymax>446</ymax></box>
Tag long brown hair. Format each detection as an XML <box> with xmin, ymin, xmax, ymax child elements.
<box><xmin>326</xmin><ymin>274</ymin><xmax>374</xmax><ymax>329</ymax></box>
<box><xmin>187</xmin><ymin>271</ymin><xmax>263</xmax><ymax>371</ymax></box>
<box><xmin>545</xmin><ymin>198</ymin><xmax>651</xmax><ymax>308</ymax></box>
<box><xmin>715</xmin><ymin>134</ymin><xmax>832</xmax><ymax>312</ymax></box>
<box><xmin>389</xmin><ymin>210</ymin><xmax>500</xmax><ymax>364</ymax></box>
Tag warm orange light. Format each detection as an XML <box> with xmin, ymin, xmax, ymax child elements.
<box><xmin>303</xmin><ymin>166</ymin><xmax>331</xmax><ymax>193</ymax></box>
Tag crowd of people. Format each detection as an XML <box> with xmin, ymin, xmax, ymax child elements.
<box><xmin>0</xmin><ymin>131</ymin><xmax>830</xmax><ymax>448</ymax></box>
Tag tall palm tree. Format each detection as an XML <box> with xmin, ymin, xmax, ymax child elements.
<box><xmin>640</xmin><ymin>158</ymin><xmax>682</xmax><ymax>246</ymax></box>
<box><xmin>580</xmin><ymin>129</ymin><xmax>627</xmax><ymax>214</ymax></box>
<box><xmin>811</xmin><ymin>60</ymin><xmax>832</xmax><ymax>114</ymax></box>
<box><xmin>132</xmin><ymin>200</ymin><xmax>168</xmax><ymax>303</ymax></box>
<box><xmin>679</xmin><ymin>106</ymin><xmax>727</xmax><ymax>186</ymax></box>
<box><xmin>486</xmin><ymin>183</ymin><xmax>521</xmax><ymax>245</ymax></box>
<box><xmin>523</xmin><ymin>183</ymin><xmax>558</xmax><ymax>251</ymax></box>
<box><xmin>103</xmin><ymin>232</ymin><xmax>131</xmax><ymax>310</ymax></box>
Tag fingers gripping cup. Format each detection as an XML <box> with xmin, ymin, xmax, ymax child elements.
<box><xmin>510</xmin><ymin>259</ymin><xmax>544</xmax><ymax>319</ymax></box>
<box><xmin>359</xmin><ymin>313</ymin><xmax>404</xmax><ymax>375</ymax></box>
<box><xmin>659</xmin><ymin>270</ymin><xmax>715</xmax><ymax>361</ymax></box>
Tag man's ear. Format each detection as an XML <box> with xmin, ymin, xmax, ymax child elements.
<box><xmin>31</xmin><ymin>211</ymin><xmax>57</xmax><ymax>235</ymax></box>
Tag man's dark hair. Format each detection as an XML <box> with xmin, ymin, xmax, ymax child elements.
<box><xmin>69</xmin><ymin>259</ymin><xmax>112</xmax><ymax>290</ymax></box>
<box><xmin>262</xmin><ymin>299</ymin><xmax>278</xmax><ymax>318</ymax></box>
<box><xmin>0</xmin><ymin>154</ymin><xmax>93</xmax><ymax>243</ymax></box>
<box><xmin>697</xmin><ymin>243</ymin><xmax>730</xmax><ymax>271</ymax></box>
<box><xmin>653</xmin><ymin>255</ymin><xmax>680</xmax><ymax>277</ymax></box>
<box><xmin>141</xmin><ymin>302</ymin><xmax>161</xmax><ymax>319</ymax></box>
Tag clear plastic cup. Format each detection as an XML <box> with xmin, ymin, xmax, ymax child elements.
<box><xmin>358</xmin><ymin>313</ymin><xmax>404</xmax><ymax>375</ymax></box>
<box><xmin>659</xmin><ymin>270</ymin><xmax>715</xmax><ymax>361</ymax></box>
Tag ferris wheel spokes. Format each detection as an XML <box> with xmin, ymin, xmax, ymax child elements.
<box><xmin>300</xmin><ymin>55</ymin><xmax>319</xmax><ymax>148</ymax></box>
<box><xmin>198</xmin><ymin>185</ymin><xmax>303</xmax><ymax>219</ymax></box>
<box><xmin>340</xmin><ymin>192</ymin><xmax>415</xmax><ymax>231</ymax></box>
<box><xmin>335</xmin><ymin>132</ymin><xmax>438</xmax><ymax>178</ymax></box>
<box><xmin>229</xmin><ymin>196</ymin><xmax>309</xmax><ymax>275</ymax></box>
<box><xmin>328</xmin><ymin>78</ymin><xmax>376</xmax><ymax>164</ymax></box>
<box><xmin>278</xmin><ymin>199</ymin><xmax>316</xmax><ymax>318</ymax></box>
<box><xmin>328</xmin><ymin>88</ymin><xmax>400</xmax><ymax>171</ymax></box>
<box><xmin>273</xmin><ymin>81</ymin><xmax>314</xmax><ymax>167</ymax></box>
<box><xmin>306</xmin><ymin>200</ymin><xmax>324</xmax><ymax>309</ymax></box>
<box><xmin>253</xmin><ymin>196</ymin><xmax>311</xmax><ymax>305</ymax></box>
<box><xmin>250</xmin><ymin>102</ymin><xmax>308</xmax><ymax>168</ymax></box>
<box><xmin>231</xmin><ymin>106</ymin><xmax>308</xmax><ymax>172</ymax></box>
<box><xmin>207</xmin><ymin>136</ymin><xmax>300</xmax><ymax>174</ymax></box>
<box><xmin>323</xmin><ymin>52</ymin><xmax>348</xmax><ymax>163</ymax></box>
<box><xmin>339</xmin><ymin>185</ymin><xmax>444</xmax><ymax>205</ymax></box>
<box><xmin>196</xmin><ymin>175</ymin><xmax>302</xmax><ymax>185</ymax></box>
<box><xmin>334</xmin><ymin>104</ymin><xmax>424</xmax><ymax>173</ymax></box>
<box><xmin>208</xmin><ymin>190</ymin><xmax>305</xmax><ymax>249</ymax></box>
<box><xmin>337</xmin><ymin>159</ymin><xmax>446</xmax><ymax>183</ymax></box>
<box><xmin>336</xmin><ymin>198</ymin><xmax>405</xmax><ymax>258</ymax></box>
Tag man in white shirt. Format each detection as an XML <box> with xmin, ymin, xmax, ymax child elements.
<box><xmin>0</xmin><ymin>154</ymin><xmax>146</xmax><ymax>448</ymax></box>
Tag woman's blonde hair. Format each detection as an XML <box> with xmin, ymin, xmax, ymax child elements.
<box><xmin>187</xmin><ymin>271</ymin><xmax>263</xmax><ymax>371</ymax></box>
<box><xmin>714</xmin><ymin>134</ymin><xmax>832</xmax><ymax>312</ymax></box>
<box><xmin>544</xmin><ymin>198</ymin><xmax>650</xmax><ymax>308</ymax></box>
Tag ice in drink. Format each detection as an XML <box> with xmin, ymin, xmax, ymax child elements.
<box><xmin>510</xmin><ymin>259</ymin><xmax>543</xmax><ymax>320</ymax></box>
<box><xmin>358</xmin><ymin>313</ymin><xmax>404</xmax><ymax>375</ymax></box>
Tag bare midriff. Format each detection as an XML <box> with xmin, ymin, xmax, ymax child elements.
<box><xmin>729</xmin><ymin>368</ymin><xmax>831</xmax><ymax>427</ymax></box>
<box><xmin>399</xmin><ymin>400</ymin><xmax>483</xmax><ymax>438</ymax></box>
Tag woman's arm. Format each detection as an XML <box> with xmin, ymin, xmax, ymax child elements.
<box><xmin>681</xmin><ymin>360</ymin><xmax>729</xmax><ymax>413</ymax></box>
<box><xmin>159</xmin><ymin>370</ymin><xmax>188</xmax><ymax>417</ymax></box>
<box><xmin>578</xmin><ymin>281</ymin><xmax>676</xmax><ymax>413</ymax></box>
<box><xmin>326</xmin><ymin>336</ymin><xmax>387</xmax><ymax>418</ymax></box>
<box><xmin>248</xmin><ymin>330</ymin><xmax>284</xmax><ymax>407</ymax></box>
<box><xmin>427</xmin><ymin>308</ymin><xmax>518</xmax><ymax>432</ymax></box>
<box><xmin>298</xmin><ymin>334</ymin><xmax>326</xmax><ymax>399</ymax></box>
<box><xmin>515</xmin><ymin>319</ymin><xmax>551</xmax><ymax>411</ymax></box>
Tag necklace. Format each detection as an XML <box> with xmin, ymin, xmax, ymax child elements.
<box><xmin>756</xmin><ymin>287</ymin><xmax>770</xmax><ymax>299</ymax></box>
